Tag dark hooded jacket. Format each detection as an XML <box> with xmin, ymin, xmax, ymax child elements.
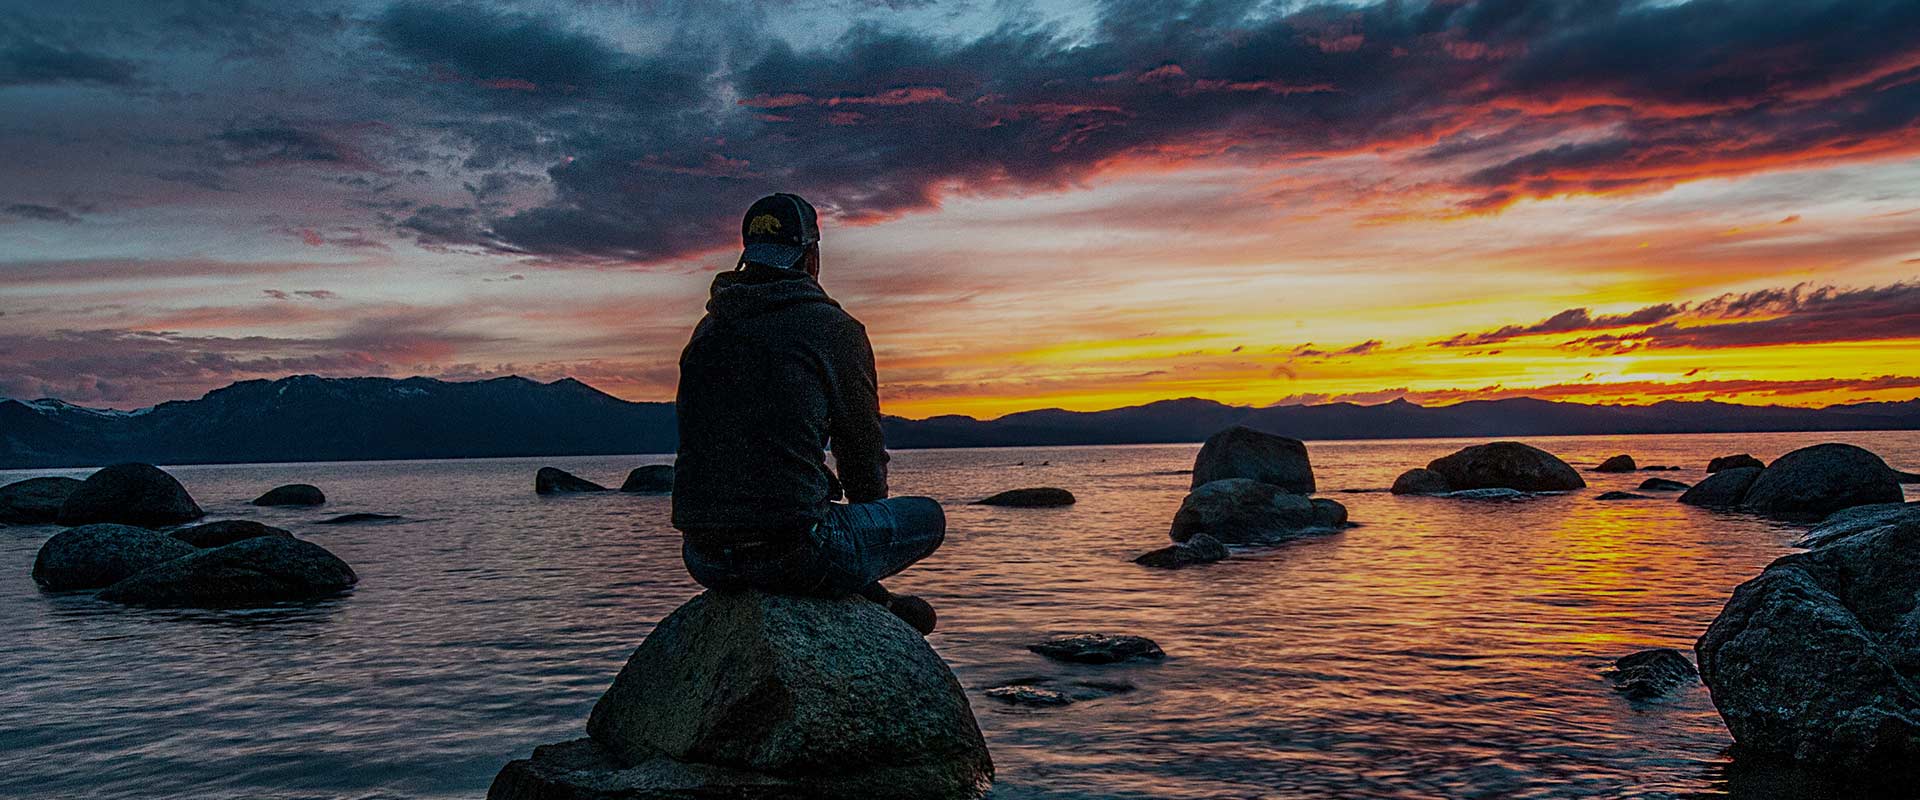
<box><xmin>670</xmin><ymin>264</ymin><xmax>888</xmax><ymax>539</ymax></box>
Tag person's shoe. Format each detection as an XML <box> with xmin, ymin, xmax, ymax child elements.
<box><xmin>884</xmin><ymin>593</ymin><xmax>937</xmax><ymax>636</ymax></box>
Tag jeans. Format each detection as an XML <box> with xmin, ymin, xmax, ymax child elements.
<box><xmin>682</xmin><ymin>496</ymin><xmax>946</xmax><ymax>598</ymax></box>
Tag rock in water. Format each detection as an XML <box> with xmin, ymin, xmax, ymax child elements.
<box><xmin>171</xmin><ymin>520</ymin><xmax>293</xmax><ymax>548</ymax></box>
<box><xmin>316</xmin><ymin>512</ymin><xmax>402</xmax><ymax>525</ymax></box>
<box><xmin>1708</xmin><ymin>454</ymin><xmax>1766</xmax><ymax>473</ymax></box>
<box><xmin>974</xmin><ymin>488</ymin><xmax>1075</xmax><ymax>507</ymax></box>
<box><xmin>619</xmin><ymin>465</ymin><xmax>675</xmax><ymax>493</ymax></box>
<box><xmin>1390</xmin><ymin>468</ymin><xmax>1451</xmax><ymax>495</ymax></box>
<box><xmin>1607</xmin><ymin>648</ymin><xmax>1698</xmax><ymax>699</ymax></box>
<box><xmin>1638</xmin><ymin>478</ymin><xmax>1691</xmax><ymax>492</ymax></box>
<box><xmin>984</xmin><ymin>685</ymin><xmax>1075</xmax><ymax>707</ymax></box>
<box><xmin>1798</xmin><ymin>503</ymin><xmax>1920</xmax><ymax>549</ymax></box>
<box><xmin>491</xmin><ymin>591</ymin><xmax>995</xmax><ymax>800</ymax></box>
<box><xmin>1739</xmin><ymin>443</ymin><xmax>1903</xmax><ymax>518</ymax></box>
<box><xmin>1028</xmin><ymin>634</ymin><xmax>1165</xmax><ymax>664</ymax></box>
<box><xmin>32</xmin><ymin>524</ymin><xmax>197</xmax><ymax>590</ymax></box>
<box><xmin>1595</xmin><ymin>455</ymin><xmax>1637</xmax><ymax>473</ymax></box>
<box><xmin>1189</xmin><ymin>426</ymin><xmax>1315</xmax><ymax>493</ymax></box>
<box><xmin>252</xmin><ymin>483</ymin><xmax>326</xmax><ymax>506</ymax></box>
<box><xmin>99</xmin><ymin>535</ymin><xmax>357</xmax><ymax>607</ymax></box>
<box><xmin>1425</xmin><ymin>442</ymin><xmax>1586</xmax><ymax>492</ymax></box>
<box><xmin>1310</xmin><ymin>498</ymin><xmax>1348</xmax><ymax>528</ymax></box>
<box><xmin>0</xmin><ymin>476</ymin><xmax>82</xmax><ymax>524</ymax></box>
<box><xmin>535</xmin><ymin>467</ymin><xmax>607</xmax><ymax>494</ymax></box>
<box><xmin>1133</xmin><ymin>533</ymin><xmax>1229</xmax><ymax>569</ymax></box>
<box><xmin>1695</xmin><ymin>508</ymin><xmax>1920</xmax><ymax>768</ymax></box>
<box><xmin>1169</xmin><ymin>479</ymin><xmax>1321</xmax><ymax>545</ymax></box>
<box><xmin>1678</xmin><ymin>467</ymin><xmax>1762</xmax><ymax>508</ymax></box>
<box><xmin>55</xmin><ymin>463</ymin><xmax>204</xmax><ymax>527</ymax></box>
<box><xmin>1596</xmin><ymin>491</ymin><xmax>1651</xmax><ymax>501</ymax></box>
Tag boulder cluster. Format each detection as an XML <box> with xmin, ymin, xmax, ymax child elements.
<box><xmin>1679</xmin><ymin>443</ymin><xmax>1904</xmax><ymax>518</ymax></box>
<box><xmin>13</xmin><ymin>464</ymin><xmax>357</xmax><ymax>608</ymax></box>
<box><xmin>1391</xmin><ymin>442</ymin><xmax>1586</xmax><ymax>495</ymax></box>
<box><xmin>1135</xmin><ymin>426</ymin><xmax>1350</xmax><ymax>568</ymax></box>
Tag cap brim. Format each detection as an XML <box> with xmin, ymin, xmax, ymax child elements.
<box><xmin>740</xmin><ymin>242</ymin><xmax>806</xmax><ymax>269</ymax></box>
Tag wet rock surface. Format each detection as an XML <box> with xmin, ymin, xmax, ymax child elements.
<box><xmin>1168</xmin><ymin>479</ymin><xmax>1323</xmax><ymax>545</ymax></box>
<box><xmin>1028</xmin><ymin>634</ymin><xmax>1165</xmax><ymax>665</ymax></box>
<box><xmin>0</xmin><ymin>477</ymin><xmax>83</xmax><ymax>525</ymax></box>
<box><xmin>1133</xmin><ymin>533</ymin><xmax>1229</xmax><ymax>569</ymax></box>
<box><xmin>535</xmin><ymin>467</ymin><xmax>607</xmax><ymax>494</ymax></box>
<box><xmin>32</xmin><ymin>524</ymin><xmax>197</xmax><ymax>591</ymax></box>
<box><xmin>1425</xmin><ymin>442</ymin><xmax>1586</xmax><ymax>492</ymax></box>
<box><xmin>974</xmin><ymin>487</ymin><xmax>1075</xmax><ymax>507</ymax></box>
<box><xmin>1189</xmin><ymin>426</ymin><xmax>1314</xmax><ymax>494</ymax></box>
<box><xmin>1606</xmin><ymin>648</ymin><xmax>1698</xmax><ymax>699</ymax></box>
<box><xmin>55</xmin><ymin>463</ymin><xmax>204</xmax><ymax>528</ymax></box>
<box><xmin>252</xmin><ymin>483</ymin><xmax>326</xmax><ymax>506</ymax></box>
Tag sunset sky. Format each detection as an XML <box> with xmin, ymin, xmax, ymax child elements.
<box><xmin>3</xmin><ymin>0</ymin><xmax>1918</xmax><ymax>419</ymax></box>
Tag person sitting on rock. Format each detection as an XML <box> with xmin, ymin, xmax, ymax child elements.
<box><xmin>671</xmin><ymin>192</ymin><xmax>945</xmax><ymax>635</ymax></box>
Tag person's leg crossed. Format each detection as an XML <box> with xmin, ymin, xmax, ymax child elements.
<box><xmin>808</xmin><ymin>496</ymin><xmax>946</xmax><ymax>597</ymax></box>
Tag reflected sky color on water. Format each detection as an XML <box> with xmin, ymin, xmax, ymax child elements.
<box><xmin>2</xmin><ymin>431</ymin><xmax>1916</xmax><ymax>799</ymax></box>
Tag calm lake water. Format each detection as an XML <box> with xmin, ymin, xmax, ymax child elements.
<box><xmin>2</xmin><ymin>431</ymin><xmax>1917</xmax><ymax>800</ymax></box>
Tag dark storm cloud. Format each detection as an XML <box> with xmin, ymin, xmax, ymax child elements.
<box><xmin>1436</xmin><ymin>303</ymin><xmax>1686</xmax><ymax>347</ymax></box>
<box><xmin>213</xmin><ymin>123</ymin><xmax>368</xmax><ymax>168</ymax></box>
<box><xmin>0</xmin><ymin>41</ymin><xmax>138</xmax><ymax>87</ymax></box>
<box><xmin>1572</xmin><ymin>282</ymin><xmax>1920</xmax><ymax>351</ymax></box>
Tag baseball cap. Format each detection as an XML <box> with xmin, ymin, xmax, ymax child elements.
<box><xmin>738</xmin><ymin>192</ymin><xmax>820</xmax><ymax>269</ymax></box>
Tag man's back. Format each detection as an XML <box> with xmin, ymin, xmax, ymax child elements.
<box><xmin>671</xmin><ymin>264</ymin><xmax>888</xmax><ymax>537</ymax></box>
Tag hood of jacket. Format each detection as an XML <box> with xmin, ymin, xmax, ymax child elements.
<box><xmin>705</xmin><ymin>266</ymin><xmax>839</xmax><ymax>322</ymax></box>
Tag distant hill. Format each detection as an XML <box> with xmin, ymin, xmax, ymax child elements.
<box><xmin>3</xmin><ymin>375</ymin><xmax>1917</xmax><ymax>469</ymax></box>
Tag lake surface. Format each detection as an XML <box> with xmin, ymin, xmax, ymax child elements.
<box><xmin>3</xmin><ymin>431</ymin><xmax>1917</xmax><ymax>800</ymax></box>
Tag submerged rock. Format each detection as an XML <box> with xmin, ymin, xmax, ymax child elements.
<box><xmin>1708</xmin><ymin>454</ymin><xmax>1766</xmax><ymax>473</ymax></box>
<box><xmin>984</xmin><ymin>685</ymin><xmax>1074</xmax><ymax>707</ymax></box>
<box><xmin>170</xmin><ymin>520</ymin><xmax>293</xmax><ymax>548</ymax></box>
<box><xmin>1189</xmin><ymin>426</ymin><xmax>1314</xmax><ymax>493</ymax></box>
<box><xmin>974</xmin><ymin>487</ymin><xmax>1075</xmax><ymax>507</ymax></box>
<box><xmin>315</xmin><ymin>512</ymin><xmax>403</xmax><ymax>525</ymax></box>
<box><xmin>252</xmin><ymin>483</ymin><xmax>326</xmax><ymax>506</ymax></box>
<box><xmin>1169</xmin><ymin>478</ymin><xmax>1322</xmax><ymax>545</ymax></box>
<box><xmin>535</xmin><ymin>467</ymin><xmax>607</xmax><ymax>494</ymax></box>
<box><xmin>1425</xmin><ymin>442</ymin><xmax>1586</xmax><ymax>492</ymax></box>
<box><xmin>1678</xmin><ymin>467</ymin><xmax>1762</xmax><ymax>508</ymax></box>
<box><xmin>1133</xmin><ymin>533</ymin><xmax>1229</xmax><ymax>569</ymax></box>
<box><xmin>55</xmin><ymin>463</ymin><xmax>204</xmax><ymax>528</ymax></box>
<box><xmin>1739</xmin><ymin>443</ymin><xmax>1903</xmax><ymax>518</ymax></box>
<box><xmin>500</xmin><ymin>591</ymin><xmax>992</xmax><ymax>800</ymax></box>
<box><xmin>1028</xmin><ymin>634</ymin><xmax>1165</xmax><ymax>664</ymax></box>
<box><xmin>1310</xmin><ymin>498</ymin><xmax>1349</xmax><ymax>528</ymax></box>
<box><xmin>0</xmin><ymin>476</ymin><xmax>82</xmax><ymax>524</ymax></box>
<box><xmin>1439</xmin><ymin>488</ymin><xmax>1530</xmax><ymax>500</ymax></box>
<box><xmin>1638</xmin><ymin>478</ymin><xmax>1691</xmax><ymax>492</ymax></box>
<box><xmin>1696</xmin><ymin>507</ymin><xmax>1920</xmax><ymax>769</ymax></box>
<box><xmin>1607</xmin><ymin>648</ymin><xmax>1698</xmax><ymax>700</ymax></box>
<box><xmin>98</xmin><ymin>535</ymin><xmax>358</xmax><ymax>608</ymax></box>
<box><xmin>1595</xmin><ymin>455</ymin><xmax>1637</xmax><ymax>473</ymax></box>
<box><xmin>1596</xmin><ymin>491</ymin><xmax>1651</xmax><ymax>501</ymax></box>
<box><xmin>618</xmin><ymin>465</ymin><xmax>674</xmax><ymax>493</ymax></box>
<box><xmin>1390</xmin><ymin>468</ymin><xmax>1451</xmax><ymax>495</ymax></box>
<box><xmin>32</xmin><ymin>524</ymin><xmax>196</xmax><ymax>590</ymax></box>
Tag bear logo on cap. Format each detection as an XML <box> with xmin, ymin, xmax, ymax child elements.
<box><xmin>747</xmin><ymin>214</ymin><xmax>783</xmax><ymax>235</ymax></box>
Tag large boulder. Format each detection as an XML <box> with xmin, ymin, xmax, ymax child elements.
<box><xmin>1739</xmin><ymin>443</ymin><xmax>1903</xmax><ymax>518</ymax></box>
<box><xmin>252</xmin><ymin>483</ymin><xmax>326</xmax><ymax>506</ymax></box>
<box><xmin>1678</xmin><ymin>467</ymin><xmax>1762</xmax><ymax>508</ymax></box>
<box><xmin>536</xmin><ymin>467</ymin><xmax>607</xmax><ymax>494</ymax></box>
<box><xmin>0</xmin><ymin>476</ymin><xmax>82</xmax><ymax>524</ymax></box>
<box><xmin>1595</xmin><ymin>455</ymin><xmax>1637</xmax><ymax>473</ymax></box>
<box><xmin>1709</xmin><ymin>454</ymin><xmax>1766</xmax><ymax>473</ymax></box>
<box><xmin>1189</xmin><ymin>426</ymin><xmax>1314</xmax><ymax>493</ymax></box>
<box><xmin>973</xmin><ymin>488</ymin><xmax>1075</xmax><ymax>507</ymax></box>
<box><xmin>55</xmin><ymin>463</ymin><xmax>204</xmax><ymax>527</ymax></box>
<box><xmin>32</xmin><ymin>524</ymin><xmax>197</xmax><ymax>590</ymax></box>
<box><xmin>619</xmin><ymin>465</ymin><xmax>675</xmax><ymax>493</ymax></box>
<box><xmin>170</xmin><ymin>520</ymin><xmax>293</xmax><ymax>548</ymax></box>
<box><xmin>494</xmin><ymin>591</ymin><xmax>993</xmax><ymax>800</ymax></box>
<box><xmin>1168</xmin><ymin>478</ymin><xmax>1328</xmax><ymax>545</ymax></box>
<box><xmin>1390</xmin><ymin>468</ymin><xmax>1451</xmax><ymax>495</ymax></box>
<box><xmin>97</xmin><ymin>535</ymin><xmax>358</xmax><ymax>607</ymax></box>
<box><xmin>1798</xmin><ymin>503</ymin><xmax>1919</xmax><ymax>549</ymax></box>
<box><xmin>1695</xmin><ymin>507</ymin><xmax>1920</xmax><ymax>768</ymax></box>
<box><xmin>1425</xmin><ymin>442</ymin><xmax>1585</xmax><ymax>492</ymax></box>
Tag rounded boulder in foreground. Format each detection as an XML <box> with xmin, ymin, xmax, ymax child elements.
<box><xmin>252</xmin><ymin>483</ymin><xmax>326</xmax><ymax>506</ymax></box>
<box><xmin>55</xmin><ymin>463</ymin><xmax>204</xmax><ymax>528</ymax></box>
<box><xmin>97</xmin><ymin>535</ymin><xmax>357</xmax><ymax>607</ymax></box>
<box><xmin>0</xmin><ymin>476</ymin><xmax>83</xmax><ymax>525</ymax></box>
<box><xmin>32</xmin><ymin>524</ymin><xmax>197</xmax><ymax>590</ymax></box>
<box><xmin>974</xmin><ymin>487</ymin><xmax>1075</xmax><ymax>507</ymax></box>
<box><xmin>1190</xmin><ymin>426</ymin><xmax>1314</xmax><ymax>493</ymax></box>
<box><xmin>1739</xmin><ymin>443</ymin><xmax>1903</xmax><ymax>519</ymax></box>
<box><xmin>572</xmin><ymin>591</ymin><xmax>992</xmax><ymax>800</ymax></box>
<box><xmin>1425</xmin><ymin>442</ymin><xmax>1585</xmax><ymax>492</ymax></box>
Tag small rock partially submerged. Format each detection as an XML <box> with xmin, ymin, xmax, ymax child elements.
<box><xmin>1439</xmin><ymin>487</ymin><xmax>1531</xmax><ymax>500</ymax></box>
<box><xmin>170</xmin><ymin>520</ymin><xmax>293</xmax><ymax>548</ymax></box>
<box><xmin>984</xmin><ymin>685</ymin><xmax>1074</xmax><ymax>707</ymax></box>
<box><xmin>1596</xmin><ymin>491</ymin><xmax>1651</xmax><ymax>501</ymax></box>
<box><xmin>1390</xmin><ymin>467</ymin><xmax>1451</xmax><ymax>495</ymax></box>
<box><xmin>98</xmin><ymin>535</ymin><xmax>358</xmax><ymax>608</ymax></box>
<box><xmin>1189</xmin><ymin>426</ymin><xmax>1315</xmax><ymax>494</ymax></box>
<box><xmin>1133</xmin><ymin>533</ymin><xmax>1228</xmax><ymax>569</ymax></box>
<box><xmin>1595</xmin><ymin>455</ymin><xmax>1637</xmax><ymax>473</ymax></box>
<box><xmin>56</xmin><ymin>463</ymin><xmax>204</xmax><ymax>528</ymax></box>
<box><xmin>983</xmin><ymin>677</ymin><xmax>1135</xmax><ymax>707</ymax></box>
<box><xmin>1425</xmin><ymin>442</ymin><xmax>1586</xmax><ymax>492</ymax></box>
<box><xmin>974</xmin><ymin>487</ymin><xmax>1075</xmax><ymax>507</ymax></box>
<box><xmin>535</xmin><ymin>467</ymin><xmax>607</xmax><ymax>494</ymax></box>
<box><xmin>1028</xmin><ymin>634</ymin><xmax>1165</xmax><ymax>664</ymax></box>
<box><xmin>1678</xmin><ymin>467</ymin><xmax>1762</xmax><ymax>508</ymax></box>
<box><xmin>1638</xmin><ymin>478</ymin><xmax>1691</xmax><ymax>492</ymax></box>
<box><xmin>1708</xmin><ymin>454</ymin><xmax>1766</xmax><ymax>473</ymax></box>
<box><xmin>315</xmin><ymin>512</ymin><xmax>403</xmax><ymax>525</ymax></box>
<box><xmin>618</xmin><ymin>464</ymin><xmax>674</xmax><ymax>493</ymax></box>
<box><xmin>32</xmin><ymin>524</ymin><xmax>197</xmax><ymax>590</ymax></box>
<box><xmin>252</xmin><ymin>483</ymin><xmax>326</xmax><ymax>506</ymax></box>
<box><xmin>0</xmin><ymin>476</ymin><xmax>83</xmax><ymax>525</ymax></box>
<box><xmin>1606</xmin><ymin>648</ymin><xmax>1698</xmax><ymax>700</ymax></box>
